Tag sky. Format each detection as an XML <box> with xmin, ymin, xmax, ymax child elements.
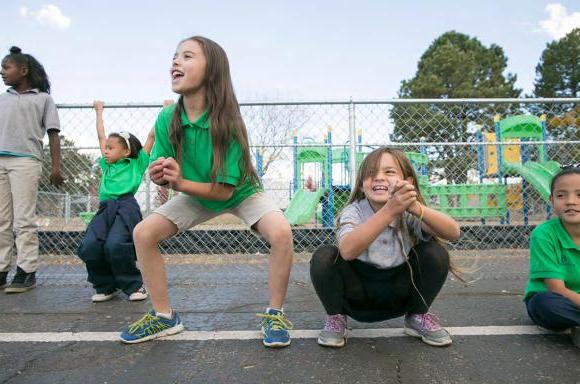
<box><xmin>2</xmin><ymin>0</ymin><xmax>580</xmax><ymax>104</ymax></box>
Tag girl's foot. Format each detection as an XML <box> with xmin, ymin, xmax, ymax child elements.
<box><xmin>317</xmin><ymin>314</ymin><xmax>347</xmax><ymax>348</ymax></box>
<box><xmin>128</xmin><ymin>286</ymin><xmax>148</xmax><ymax>301</ymax></box>
<box><xmin>91</xmin><ymin>289</ymin><xmax>118</xmax><ymax>303</ymax></box>
<box><xmin>404</xmin><ymin>312</ymin><xmax>452</xmax><ymax>347</ymax></box>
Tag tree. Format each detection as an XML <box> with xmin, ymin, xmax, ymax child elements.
<box><xmin>243</xmin><ymin>104</ymin><xmax>311</xmax><ymax>177</ymax></box>
<box><xmin>391</xmin><ymin>31</ymin><xmax>521</xmax><ymax>182</ymax></box>
<box><xmin>534</xmin><ymin>28</ymin><xmax>580</xmax><ymax>98</ymax></box>
<box><xmin>532</xmin><ymin>28</ymin><xmax>580</xmax><ymax>163</ymax></box>
<box><xmin>39</xmin><ymin>137</ymin><xmax>100</xmax><ymax>215</ymax></box>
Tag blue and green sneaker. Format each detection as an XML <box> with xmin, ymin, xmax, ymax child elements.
<box><xmin>257</xmin><ymin>308</ymin><xmax>293</xmax><ymax>348</ymax></box>
<box><xmin>120</xmin><ymin>310</ymin><xmax>184</xmax><ymax>344</ymax></box>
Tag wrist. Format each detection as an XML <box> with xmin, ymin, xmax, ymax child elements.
<box><xmin>173</xmin><ymin>178</ymin><xmax>185</xmax><ymax>192</ymax></box>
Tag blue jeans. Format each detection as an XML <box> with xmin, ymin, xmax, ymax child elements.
<box><xmin>526</xmin><ymin>291</ymin><xmax>580</xmax><ymax>331</ymax></box>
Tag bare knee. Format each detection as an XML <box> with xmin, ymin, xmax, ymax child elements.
<box><xmin>267</xmin><ymin>222</ymin><xmax>293</xmax><ymax>250</ymax></box>
<box><xmin>133</xmin><ymin>221</ymin><xmax>161</xmax><ymax>247</ymax></box>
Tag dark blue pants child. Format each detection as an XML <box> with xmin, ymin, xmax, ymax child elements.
<box><xmin>78</xmin><ymin>195</ymin><xmax>143</xmax><ymax>295</ymax></box>
<box><xmin>526</xmin><ymin>291</ymin><xmax>580</xmax><ymax>330</ymax></box>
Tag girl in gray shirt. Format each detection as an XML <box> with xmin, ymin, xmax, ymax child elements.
<box><xmin>310</xmin><ymin>147</ymin><xmax>461</xmax><ymax>348</ymax></box>
<box><xmin>0</xmin><ymin>46</ymin><xmax>63</xmax><ymax>293</ymax></box>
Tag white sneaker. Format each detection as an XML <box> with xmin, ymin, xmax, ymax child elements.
<box><xmin>129</xmin><ymin>286</ymin><xmax>148</xmax><ymax>302</ymax></box>
<box><xmin>91</xmin><ymin>290</ymin><xmax>119</xmax><ymax>303</ymax></box>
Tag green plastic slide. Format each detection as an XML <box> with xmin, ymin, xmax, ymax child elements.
<box><xmin>284</xmin><ymin>188</ymin><xmax>328</xmax><ymax>225</ymax></box>
<box><xmin>502</xmin><ymin>161</ymin><xmax>561</xmax><ymax>202</ymax></box>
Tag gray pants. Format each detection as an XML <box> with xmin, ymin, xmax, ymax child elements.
<box><xmin>0</xmin><ymin>156</ymin><xmax>42</xmax><ymax>273</ymax></box>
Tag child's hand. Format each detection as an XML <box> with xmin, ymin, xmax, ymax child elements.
<box><xmin>93</xmin><ymin>100</ymin><xmax>104</xmax><ymax>111</ymax></box>
<box><xmin>49</xmin><ymin>170</ymin><xmax>64</xmax><ymax>187</ymax></box>
<box><xmin>149</xmin><ymin>158</ymin><xmax>168</xmax><ymax>186</ymax></box>
<box><xmin>382</xmin><ymin>180</ymin><xmax>417</xmax><ymax>216</ymax></box>
<box><xmin>162</xmin><ymin>157</ymin><xmax>184</xmax><ymax>191</ymax></box>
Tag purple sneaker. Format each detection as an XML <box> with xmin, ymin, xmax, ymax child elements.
<box><xmin>317</xmin><ymin>314</ymin><xmax>347</xmax><ymax>347</ymax></box>
<box><xmin>404</xmin><ymin>312</ymin><xmax>452</xmax><ymax>347</ymax></box>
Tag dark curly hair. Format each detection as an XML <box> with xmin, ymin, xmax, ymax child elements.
<box><xmin>2</xmin><ymin>46</ymin><xmax>51</xmax><ymax>93</ymax></box>
<box><xmin>108</xmin><ymin>132</ymin><xmax>143</xmax><ymax>159</ymax></box>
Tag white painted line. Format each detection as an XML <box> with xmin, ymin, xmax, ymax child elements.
<box><xmin>0</xmin><ymin>326</ymin><xmax>563</xmax><ymax>343</ymax></box>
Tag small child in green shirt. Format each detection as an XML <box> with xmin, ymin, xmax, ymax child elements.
<box><xmin>77</xmin><ymin>101</ymin><xmax>154</xmax><ymax>303</ymax></box>
<box><xmin>524</xmin><ymin>165</ymin><xmax>580</xmax><ymax>348</ymax></box>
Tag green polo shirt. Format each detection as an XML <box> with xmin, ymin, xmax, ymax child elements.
<box><xmin>524</xmin><ymin>218</ymin><xmax>580</xmax><ymax>300</ymax></box>
<box><xmin>98</xmin><ymin>149</ymin><xmax>149</xmax><ymax>201</ymax></box>
<box><xmin>150</xmin><ymin>104</ymin><xmax>258</xmax><ymax>211</ymax></box>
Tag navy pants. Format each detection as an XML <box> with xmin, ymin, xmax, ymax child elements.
<box><xmin>526</xmin><ymin>291</ymin><xmax>580</xmax><ymax>331</ymax></box>
<box><xmin>78</xmin><ymin>212</ymin><xmax>142</xmax><ymax>295</ymax></box>
<box><xmin>310</xmin><ymin>240</ymin><xmax>449</xmax><ymax>323</ymax></box>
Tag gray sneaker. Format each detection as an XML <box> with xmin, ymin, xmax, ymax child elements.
<box><xmin>571</xmin><ymin>326</ymin><xmax>580</xmax><ymax>348</ymax></box>
<box><xmin>404</xmin><ymin>312</ymin><xmax>452</xmax><ymax>347</ymax></box>
<box><xmin>317</xmin><ymin>314</ymin><xmax>347</xmax><ymax>348</ymax></box>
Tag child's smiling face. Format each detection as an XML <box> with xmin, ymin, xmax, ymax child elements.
<box><xmin>362</xmin><ymin>152</ymin><xmax>404</xmax><ymax>209</ymax></box>
<box><xmin>551</xmin><ymin>173</ymin><xmax>580</xmax><ymax>226</ymax></box>
<box><xmin>170</xmin><ymin>39</ymin><xmax>207</xmax><ymax>95</ymax></box>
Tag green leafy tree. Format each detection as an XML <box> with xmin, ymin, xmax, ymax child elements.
<box><xmin>391</xmin><ymin>31</ymin><xmax>521</xmax><ymax>182</ymax></box>
<box><xmin>39</xmin><ymin>137</ymin><xmax>100</xmax><ymax>215</ymax></box>
<box><xmin>533</xmin><ymin>28</ymin><xmax>579</xmax><ymax>163</ymax></box>
<box><xmin>534</xmin><ymin>28</ymin><xmax>580</xmax><ymax>98</ymax></box>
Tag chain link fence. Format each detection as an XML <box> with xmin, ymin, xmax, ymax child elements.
<box><xmin>21</xmin><ymin>98</ymin><xmax>579</xmax><ymax>281</ymax></box>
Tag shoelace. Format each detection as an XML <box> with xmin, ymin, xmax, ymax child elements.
<box><xmin>416</xmin><ymin>312</ymin><xmax>441</xmax><ymax>331</ymax></box>
<box><xmin>128</xmin><ymin>312</ymin><xmax>167</xmax><ymax>334</ymax></box>
<box><xmin>324</xmin><ymin>314</ymin><xmax>346</xmax><ymax>332</ymax></box>
<box><xmin>256</xmin><ymin>312</ymin><xmax>294</xmax><ymax>331</ymax></box>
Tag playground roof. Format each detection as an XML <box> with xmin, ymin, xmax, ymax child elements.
<box><xmin>499</xmin><ymin>115</ymin><xmax>543</xmax><ymax>139</ymax></box>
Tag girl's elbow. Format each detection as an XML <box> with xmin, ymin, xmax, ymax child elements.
<box><xmin>444</xmin><ymin>227</ymin><xmax>461</xmax><ymax>242</ymax></box>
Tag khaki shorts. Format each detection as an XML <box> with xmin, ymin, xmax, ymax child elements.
<box><xmin>154</xmin><ymin>191</ymin><xmax>282</xmax><ymax>232</ymax></box>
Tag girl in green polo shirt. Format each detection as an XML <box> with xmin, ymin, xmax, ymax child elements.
<box><xmin>77</xmin><ymin>101</ymin><xmax>155</xmax><ymax>304</ymax></box>
<box><xmin>120</xmin><ymin>36</ymin><xmax>294</xmax><ymax>348</ymax></box>
<box><xmin>524</xmin><ymin>165</ymin><xmax>580</xmax><ymax>347</ymax></box>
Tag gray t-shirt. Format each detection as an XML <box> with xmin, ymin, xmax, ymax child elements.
<box><xmin>0</xmin><ymin>88</ymin><xmax>60</xmax><ymax>160</ymax></box>
<box><xmin>337</xmin><ymin>198</ymin><xmax>431</xmax><ymax>269</ymax></box>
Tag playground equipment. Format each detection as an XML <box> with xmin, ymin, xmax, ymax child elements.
<box><xmin>284</xmin><ymin>113</ymin><xmax>562</xmax><ymax>227</ymax></box>
<box><xmin>284</xmin><ymin>128</ymin><xmax>369</xmax><ymax>226</ymax></box>
<box><xmin>479</xmin><ymin>114</ymin><xmax>560</xmax><ymax>224</ymax></box>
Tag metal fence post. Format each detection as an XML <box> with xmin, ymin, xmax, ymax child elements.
<box><xmin>64</xmin><ymin>193</ymin><xmax>71</xmax><ymax>224</ymax></box>
<box><xmin>348</xmin><ymin>99</ymin><xmax>357</xmax><ymax>189</ymax></box>
<box><xmin>145</xmin><ymin>175</ymin><xmax>151</xmax><ymax>216</ymax></box>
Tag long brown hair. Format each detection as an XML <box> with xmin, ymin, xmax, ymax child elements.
<box><xmin>347</xmin><ymin>147</ymin><xmax>464</xmax><ymax>281</ymax></box>
<box><xmin>168</xmin><ymin>36</ymin><xmax>260</xmax><ymax>189</ymax></box>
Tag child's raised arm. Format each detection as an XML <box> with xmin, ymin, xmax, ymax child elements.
<box><xmin>143</xmin><ymin>127</ymin><xmax>155</xmax><ymax>155</ymax></box>
<box><xmin>94</xmin><ymin>101</ymin><xmax>107</xmax><ymax>156</ymax></box>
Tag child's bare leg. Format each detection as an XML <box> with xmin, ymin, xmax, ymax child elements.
<box><xmin>133</xmin><ymin>213</ymin><xmax>177</xmax><ymax>314</ymax></box>
<box><xmin>255</xmin><ymin>211</ymin><xmax>293</xmax><ymax>309</ymax></box>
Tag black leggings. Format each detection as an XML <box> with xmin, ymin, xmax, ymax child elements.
<box><xmin>310</xmin><ymin>240</ymin><xmax>450</xmax><ymax>323</ymax></box>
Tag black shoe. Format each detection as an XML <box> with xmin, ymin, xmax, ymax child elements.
<box><xmin>5</xmin><ymin>267</ymin><xmax>36</xmax><ymax>293</ymax></box>
<box><xmin>0</xmin><ymin>271</ymin><xmax>7</xmax><ymax>289</ymax></box>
